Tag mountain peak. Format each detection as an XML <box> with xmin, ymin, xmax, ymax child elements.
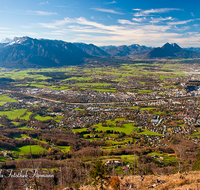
<box><xmin>145</xmin><ymin>42</ymin><xmax>200</xmax><ymax>59</ymax></box>
<box><xmin>162</xmin><ymin>42</ymin><xmax>170</xmax><ymax>47</ymax></box>
<box><xmin>162</xmin><ymin>42</ymin><xmax>181</xmax><ymax>51</ymax></box>
<box><xmin>171</xmin><ymin>43</ymin><xmax>181</xmax><ymax>49</ymax></box>
<box><xmin>3</xmin><ymin>36</ymin><xmax>31</xmax><ymax>46</ymax></box>
<box><xmin>0</xmin><ymin>38</ymin><xmax>13</xmax><ymax>43</ymax></box>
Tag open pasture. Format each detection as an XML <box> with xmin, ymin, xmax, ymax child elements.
<box><xmin>94</xmin><ymin>118</ymin><xmax>135</xmax><ymax>135</ymax></box>
<box><xmin>0</xmin><ymin>109</ymin><xmax>27</xmax><ymax>120</ymax></box>
<box><xmin>0</xmin><ymin>95</ymin><xmax>18</xmax><ymax>105</ymax></box>
<box><xmin>12</xmin><ymin>145</ymin><xmax>47</xmax><ymax>155</ymax></box>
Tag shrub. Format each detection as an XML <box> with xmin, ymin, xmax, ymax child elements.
<box><xmin>108</xmin><ymin>176</ymin><xmax>120</xmax><ymax>190</ymax></box>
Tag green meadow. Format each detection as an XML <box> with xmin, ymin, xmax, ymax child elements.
<box><xmin>20</xmin><ymin>112</ymin><xmax>32</xmax><ymax>120</ymax></box>
<box><xmin>0</xmin><ymin>109</ymin><xmax>27</xmax><ymax>120</ymax></box>
<box><xmin>33</xmin><ymin>114</ymin><xmax>54</xmax><ymax>121</ymax></box>
<box><xmin>105</xmin><ymin>138</ymin><xmax>132</xmax><ymax>145</ymax></box>
<box><xmin>17</xmin><ymin>126</ymin><xmax>35</xmax><ymax>130</ymax></box>
<box><xmin>74</xmin><ymin>108</ymin><xmax>85</xmax><ymax>111</ymax></box>
<box><xmin>95</xmin><ymin>121</ymin><xmax>135</xmax><ymax>135</ymax></box>
<box><xmin>57</xmin><ymin>146</ymin><xmax>70</xmax><ymax>153</ymax></box>
<box><xmin>148</xmin><ymin>152</ymin><xmax>177</xmax><ymax>163</ymax></box>
<box><xmin>64</xmin><ymin>77</ymin><xmax>93</xmax><ymax>81</ymax></box>
<box><xmin>0</xmin><ymin>62</ymin><xmax>192</xmax><ymax>96</ymax></box>
<box><xmin>12</xmin><ymin>145</ymin><xmax>47</xmax><ymax>155</ymax></box>
<box><xmin>0</xmin><ymin>95</ymin><xmax>18</xmax><ymax>105</ymax></box>
<box><xmin>12</xmin><ymin>121</ymin><xmax>20</xmax><ymax>126</ymax></box>
<box><xmin>0</xmin><ymin>70</ymin><xmax>51</xmax><ymax>80</ymax></box>
<box><xmin>136</xmin><ymin>130</ymin><xmax>162</xmax><ymax>136</ymax></box>
<box><xmin>91</xmin><ymin>88</ymin><xmax>116</xmax><ymax>92</ymax></box>
<box><xmin>137</xmin><ymin>89</ymin><xmax>152</xmax><ymax>94</ymax></box>
<box><xmin>72</xmin><ymin>128</ymin><xmax>88</xmax><ymax>133</ymax></box>
<box><xmin>12</xmin><ymin>134</ymin><xmax>29</xmax><ymax>140</ymax></box>
<box><xmin>71</xmin><ymin>82</ymin><xmax>110</xmax><ymax>87</ymax></box>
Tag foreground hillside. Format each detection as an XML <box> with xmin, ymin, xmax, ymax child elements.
<box><xmin>80</xmin><ymin>172</ymin><xmax>200</xmax><ymax>190</ymax></box>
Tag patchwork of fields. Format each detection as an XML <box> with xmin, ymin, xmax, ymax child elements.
<box><xmin>0</xmin><ymin>61</ymin><xmax>199</xmax><ymax>176</ymax></box>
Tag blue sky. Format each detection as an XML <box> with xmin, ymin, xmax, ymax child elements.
<box><xmin>0</xmin><ymin>0</ymin><xmax>200</xmax><ymax>47</ymax></box>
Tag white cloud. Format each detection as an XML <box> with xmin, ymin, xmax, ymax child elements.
<box><xmin>68</xmin><ymin>31</ymin><xmax>180</xmax><ymax>46</ymax></box>
<box><xmin>105</xmin><ymin>1</ymin><xmax>117</xmax><ymax>4</ymax></box>
<box><xmin>37</xmin><ymin>17</ymin><xmax>178</xmax><ymax>46</ymax></box>
<box><xmin>118</xmin><ymin>19</ymin><xmax>138</xmax><ymax>25</ymax></box>
<box><xmin>187</xmin><ymin>32</ymin><xmax>198</xmax><ymax>35</ymax></box>
<box><xmin>168</xmin><ymin>19</ymin><xmax>194</xmax><ymax>25</ymax></box>
<box><xmin>38</xmin><ymin>17</ymin><xmax>74</xmax><ymax>28</ymax></box>
<box><xmin>150</xmin><ymin>17</ymin><xmax>174</xmax><ymax>23</ymax></box>
<box><xmin>133</xmin><ymin>9</ymin><xmax>141</xmax><ymax>11</ymax></box>
<box><xmin>30</xmin><ymin>16</ymin><xmax>200</xmax><ymax>47</ymax></box>
<box><xmin>27</xmin><ymin>10</ymin><xmax>57</xmax><ymax>16</ymax></box>
<box><xmin>141</xmin><ymin>25</ymin><xmax>171</xmax><ymax>32</ymax></box>
<box><xmin>173</xmin><ymin>26</ymin><xmax>190</xmax><ymax>31</ymax></box>
<box><xmin>74</xmin><ymin>17</ymin><xmax>125</xmax><ymax>31</ymax></box>
<box><xmin>38</xmin><ymin>17</ymin><xmax>124</xmax><ymax>32</ymax></box>
<box><xmin>134</xmin><ymin>8</ymin><xmax>181</xmax><ymax>16</ymax></box>
<box><xmin>132</xmin><ymin>17</ymin><xmax>146</xmax><ymax>22</ymax></box>
<box><xmin>39</xmin><ymin>1</ymin><xmax>49</xmax><ymax>6</ymax></box>
<box><xmin>91</xmin><ymin>8</ymin><xmax>123</xmax><ymax>14</ymax></box>
<box><xmin>0</xmin><ymin>30</ymin><xmax>13</xmax><ymax>33</ymax></box>
<box><xmin>66</xmin><ymin>25</ymin><xmax>115</xmax><ymax>34</ymax></box>
<box><xmin>0</xmin><ymin>27</ymin><xmax>9</xmax><ymax>30</ymax></box>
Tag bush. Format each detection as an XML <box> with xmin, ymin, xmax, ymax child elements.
<box><xmin>108</xmin><ymin>176</ymin><xmax>120</xmax><ymax>190</ymax></box>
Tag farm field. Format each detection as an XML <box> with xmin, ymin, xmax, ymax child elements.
<box><xmin>57</xmin><ymin>146</ymin><xmax>70</xmax><ymax>153</ymax></box>
<box><xmin>12</xmin><ymin>134</ymin><xmax>29</xmax><ymax>139</ymax></box>
<box><xmin>95</xmin><ymin>123</ymin><xmax>136</xmax><ymax>135</ymax></box>
<box><xmin>33</xmin><ymin>114</ymin><xmax>55</xmax><ymax>121</ymax></box>
<box><xmin>0</xmin><ymin>109</ymin><xmax>27</xmax><ymax>120</ymax></box>
<box><xmin>12</xmin><ymin>145</ymin><xmax>47</xmax><ymax>155</ymax></box>
<box><xmin>72</xmin><ymin>128</ymin><xmax>88</xmax><ymax>133</ymax></box>
<box><xmin>0</xmin><ymin>61</ymin><xmax>192</xmax><ymax>94</ymax></box>
<box><xmin>17</xmin><ymin>126</ymin><xmax>35</xmax><ymax>130</ymax></box>
<box><xmin>137</xmin><ymin>130</ymin><xmax>162</xmax><ymax>136</ymax></box>
<box><xmin>0</xmin><ymin>95</ymin><xmax>18</xmax><ymax>105</ymax></box>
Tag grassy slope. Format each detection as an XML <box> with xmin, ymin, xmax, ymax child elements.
<box><xmin>0</xmin><ymin>109</ymin><xmax>27</xmax><ymax>119</ymax></box>
<box><xmin>12</xmin><ymin>145</ymin><xmax>47</xmax><ymax>155</ymax></box>
<box><xmin>0</xmin><ymin>95</ymin><xmax>18</xmax><ymax>105</ymax></box>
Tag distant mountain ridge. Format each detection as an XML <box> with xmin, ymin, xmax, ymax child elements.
<box><xmin>73</xmin><ymin>42</ymin><xmax>110</xmax><ymax>57</ymax></box>
<box><xmin>144</xmin><ymin>42</ymin><xmax>200</xmax><ymax>59</ymax></box>
<box><xmin>1</xmin><ymin>36</ymin><xmax>200</xmax><ymax>69</ymax></box>
<box><xmin>0</xmin><ymin>37</ymin><xmax>91</xmax><ymax>68</ymax></box>
<box><xmin>99</xmin><ymin>44</ymin><xmax>152</xmax><ymax>57</ymax></box>
<box><xmin>184</xmin><ymin>47</ymin><xmax>200</xmax><ymax>52</ymax></box>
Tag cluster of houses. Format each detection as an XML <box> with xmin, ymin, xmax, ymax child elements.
<box><xmin>20</xmin><ymin>79</ymin><xmax>198</xmax><ymax>104</ymax></box>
